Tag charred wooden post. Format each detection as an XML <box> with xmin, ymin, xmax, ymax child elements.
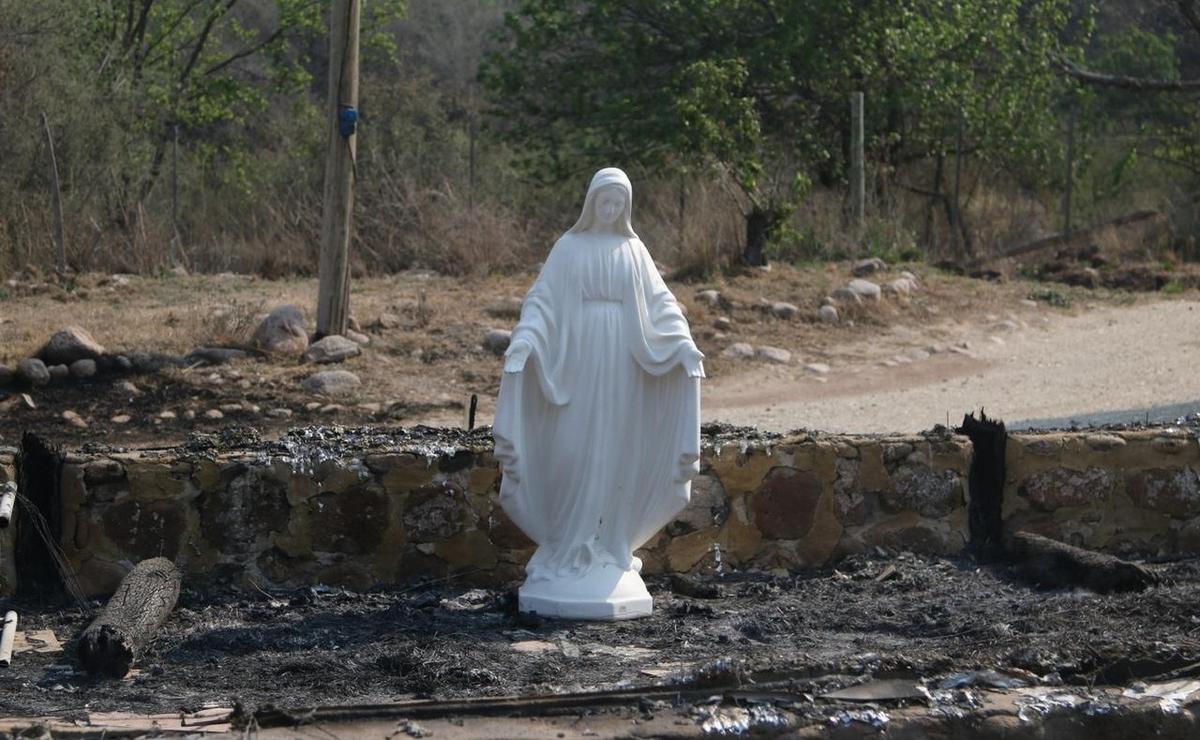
<box><xmin>956</xmin><ymin>411</ymin><xmax>1006</xmax><ymax>562</ymax></box>
<box><xmin>77</xmin><ymin>558</ymin><xmax>181</xmax><ymax>678</ymax></box>
<box><xmin>15</xmin><ymin>432</ymin><xmax>64</xmax><ymax>596</ymax></box>
<box><xmin>1008</xmin><ymin>531</ymin><xmax>1159</xmax><ymax>594</ymax></box>
<box><xmin>0</xmin><ymin>481</ymin><xmax>15</xmax><ymax>528</ymax></box>
<box><xmin>0</xmin><ymin>611</ymin><xmax>16</xmax><ymax>667</ymax></box>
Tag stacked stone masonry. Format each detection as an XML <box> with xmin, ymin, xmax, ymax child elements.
<box><xmin>15</xmin><ymin>427</ymin><xmax>1200</xmax><ymax>595</ymax></box>
<box><xmin>1005</xmin><ymin>429</ymin><xmax>1200</xmax><ymax>555</ymax></box>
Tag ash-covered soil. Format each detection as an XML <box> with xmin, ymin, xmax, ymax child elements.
<box><xmin>2</xmin><ymin>552</ymin><xmax>1199</xmax><ymax>719</ymax></box>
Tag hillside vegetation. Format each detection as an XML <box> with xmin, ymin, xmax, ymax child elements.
<box><xmin>0</xmin><ymin>0</ymin><xmax>1197</xmax><ymax>280</ymax></box>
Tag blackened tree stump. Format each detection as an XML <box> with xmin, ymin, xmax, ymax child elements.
<box><xmin>1008</xmin><ymin>531</ymin><xmax>1160</xmax><ymax>594</ymax></box>
<box><xmin>77</xmin><ymin>557</ymin><xmax>181</xmax><ymax>678</ymax></box>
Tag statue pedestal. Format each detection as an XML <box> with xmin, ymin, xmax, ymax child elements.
<box><xmin>518</xmin><ymin>563</ymin><xmax>652</xmax><ymax>620</ymax></box>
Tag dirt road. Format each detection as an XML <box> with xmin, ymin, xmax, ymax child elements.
<box><xmin>704</xmin><ymin>297</ymin><xmax>1200</xmax><ymax>433</ymax></box>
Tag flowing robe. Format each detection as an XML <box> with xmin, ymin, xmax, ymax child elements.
<box><xmin>493</xmin><ymin>232</ymin><xmax>703</xmax><ymax>582</ymax></box>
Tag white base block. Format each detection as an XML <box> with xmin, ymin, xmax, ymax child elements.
<box><xmin>518</xmin><ymin>563</ymin><xmax>652</xmax><ymax>620</ymax></box>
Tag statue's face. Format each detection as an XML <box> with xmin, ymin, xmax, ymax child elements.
<box><xmin>593</xmin><ymin>186</ymin><xmax>626</xmax><ymax>230</ymax></box>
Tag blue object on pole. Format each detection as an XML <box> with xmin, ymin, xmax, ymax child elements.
<box><xmin>338</xmin><ymin>106</ymin><xmax>358</xmax><ymax>138</ymax></box>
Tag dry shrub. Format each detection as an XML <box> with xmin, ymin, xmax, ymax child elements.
<box><xmin>195</xmin><ymin>299</ymin><xmax>266</xmax><ymax>348</ymax></box>
<box><xmin>356</xmin><ymin>173</ymin><xmax>538</xmax><ymax>276</ymax></box>
<box><xmin>636</xmin><ymin>177</ymin><xmax>744</xmax><ymax>279</ymax></box>
<box><xmin>962</xmin><ymin>186</ymin><xmax>1050</xmax><ymax>256</ymax></box>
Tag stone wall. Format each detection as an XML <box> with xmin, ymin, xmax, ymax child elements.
<box><xmin>55</xmin><ymin>429</ymin><xmax>971</xmax><ymax>595</ymax></box>
<box><xmin>1005</xmin><ymin>428</ymin><xmax>1200</xmax><ymax>555</ymax></box>
<box><xmin>33</xmin><ymin>425</ymin><xmax>1200</xmax><ymax>596</ymax></box>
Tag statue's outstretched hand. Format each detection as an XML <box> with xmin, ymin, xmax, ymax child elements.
<box><xmin>504</xmin><ymin>339</ymin><xmax>532</xmax><ymax>373</ymax></box>
<box><xmin>675</xmin><ymin>452</ymin><xmax>700</xmax><ymax>484</ymax></box>
<box><xmin>501</xmin><ymin>460</ymin><xmax>521</xmax><ymax>485</ymax></box>
<box><xmin>682</xmin><ymin>346</ymin><xmax>705</xmax><ymax>378</ymax></box>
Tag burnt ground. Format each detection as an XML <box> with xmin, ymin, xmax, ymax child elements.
<box><xmin>1</xmin><ymin>551</ymin><xmax>1198</xmax><ymax>724</ymax></box>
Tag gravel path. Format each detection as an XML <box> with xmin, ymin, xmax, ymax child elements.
<box><xmin>705</xmin><ymin>298</ymin><xmax>1200</xmax><ymax>433</ymax></box>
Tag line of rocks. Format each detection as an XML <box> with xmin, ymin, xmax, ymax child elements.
<box><xmin>247</xmin><ymin>305</ymin><xmax>374</xmax><ymax>398</ymax></box>
<box><xmin>0</xmin><ymin>326</ymin><xmax>129</xmax><ymax>388</ymax></box>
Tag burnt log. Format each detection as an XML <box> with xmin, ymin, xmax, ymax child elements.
<box><xmin>1008</xmin><ymin>531</ymin><xmax>1159</xmax><ymax>594</ymax></box>
<box><xmin>77</xmin><ymin>557</ymin><xmax>181</xmax><ymax>678</ymax></box>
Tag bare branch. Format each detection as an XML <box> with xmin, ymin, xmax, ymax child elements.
<box><xmin>141</xmin><ymin>0</ymin><xmax>207</xmax><ymax>64</ymax></box>
<box><xmin>1059</xmin><ymin>55</ymin><xmax>1200</xmax><ymax>92</ymax></box>
<box><xmin>178</xmin><ymin>0</ymin><xmax>237</xmax><ymax>85</ymax></box>
<box><xmin>202</xmin><ymin>26</ymin><xmax>285</xmax><ymax>77</ymax></box>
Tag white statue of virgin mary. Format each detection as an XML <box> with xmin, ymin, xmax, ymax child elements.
<box><xmin>493</xmin><ymin>167</ymin><xmax>704</xmax><ymax>620</ymax></box>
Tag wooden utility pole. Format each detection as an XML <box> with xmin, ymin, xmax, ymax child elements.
<box><xmin>40</xmin><ymin>113</ymin><xmax>66</xmax><ymax>275</ymax></box>
<box><xmin>316</xmin><ymin>0</ymin><xmax>361</xmax><ymax>338</ymax></box>
<box><xmin>849</xmin><ymin>92</ymin><xmax>865</xmax><ymax>230</ymax></box>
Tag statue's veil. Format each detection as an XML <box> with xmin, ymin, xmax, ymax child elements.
<box><xmin>567</xmin><ymin>167</ymin><xmax>639</xmax><ymax>238</ymax></box>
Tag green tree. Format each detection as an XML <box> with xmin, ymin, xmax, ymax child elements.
<box><xmin>1064</xmin><ymin>1</ymin><xmax>1200</xmax><ymax>178</ymax></box>
<box><xmin>483</xmin><ymin>0</ymin><xmax>1077</xmax><ymax>265</ymax></box>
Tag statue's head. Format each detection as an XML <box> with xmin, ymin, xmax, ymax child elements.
<box><xmin>568</xmin><ymin>167</ymin><xmax>638</xmax><ymax>238</ymax></box>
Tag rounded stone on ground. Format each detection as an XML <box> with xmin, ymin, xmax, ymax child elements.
<box><xmin>852</xmin><ymin>257</ymin><xmax>887</xmax><ymax>276</ymax></box>
<box><xmin>251</xmin><ymin>304</ymin><xmax>310</xmax><ymax>357</ymax></box>
<box><xmin>158</xmin><ymin>410</ymin><xmax>176</xmax><ymax>420</ymax></box>
<box><xmin>721</xmin><ymin>342</ymin><xmax>755</xmax><ymax>360</ymax></box>
<box><xmin>47</xmin><ymin>364</ymin><xmax>69</xmax><ymax>381</ymax></box>
<box><xmin>266</xmin><ymin>408</ymin><xmax>294</xmax><ymax>419</ymax></box>
<box><xmin>345</xmin><ymin>329</ymin><xmax>371</xmax><ymax>346</ymax></box>
<box><xmin>303</xmin><ymin>335</ymin><xmax>362</xmax><ymax>364</ymax></box>
<box><xmin>16</xmin><ymin>358</ymin><xmax>50</xmax><ymax>386</ymax></box>
<box><xmin>771</xmin><ymin>302</ymin><xmax>800</xmax><ymax>319</ymax></box>
<box><xmin>62</xmin><ymin>410</ymin><xmax>87</xmax><ymax>429</ymax></box>
<box><xmin>694</xmin><ymin>289</ymin><xmax>721</xmax><ymax>307</ymax></box>
<box><xmin>885</xmin><ymin>278</ymin><xmax>914</xmax><ymax>296</ymax></box>
<box><xmin>830</xmin><ymin>287</ymin><xmax>863</xmax><ymax>305</ymax></box>
<box><xmin>847</xmin><ymin>278</ymin><xmax>882</xmax><ymax>301</ymax></box>
<box><xmin>756</xmin><ymin>346</ymin><xmax>792</xmax><ymax>364</ymax></box>
<box><xmin>713</xmin><ymin>316</ymin><xmax>733</xmax><ymax>331</ymax></box>
<box><xmin>69</xmin><ymin>359</ymin><xmax>98</xmax><ymax>379</ymax></box>
<box><xmin>818</xmin><ymin>305</ymin><xmax>839</xmax><ymax>323</ymax></box>
<box><xmin>804</xmin><ymin>362</ymin><xmax>830</xmax><ymax>375</ymax></box>
<box><xmin>111</xmin><ymin>414</ymin><xmax>131</xmax><ymax>424</ymax></box>
<box><xmin>482</xmin><ymin>329</ymin><xmax>512</xmax><ymax>355</ymax></box>
<box><xmin>302</xmin><ymin>369</ymin><xmax>362</xmax><ymax>397</ymax></box>
<box><xmin>204</xmin><ymin>409</ymin><xmax>224</xmax><ymax>420</ymax></box>
<box><xmin>38</xmin><ymin>326</ymin><xmax>106</xmax><ymax>365</ymax></box>
<box><xmin>374</xmin><ymin>312</ymin><xmax>402</xmax><ymax>330</ymax></box>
